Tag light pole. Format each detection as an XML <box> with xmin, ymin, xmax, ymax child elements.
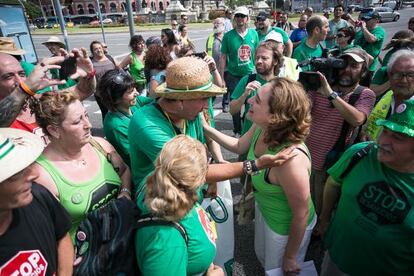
<box><xmin>95</xmin><ymin>0</ymin><xmax>106</xmax><ymax>43</ymax></box>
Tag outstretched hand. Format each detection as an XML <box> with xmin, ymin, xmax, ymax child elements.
<box><xmin>61</xmin><ymin>48</ymin><xmax>94</xmax><ymax>79</ymax></box>
<box><xmin>256</xmin><ymin>146</ymin><xmax>298</xmax><ymax>170</ymax></box>
<box><xmin>24</xmin><ymin>57</ymin><xmax>66</xmax><ymax>92</ymax></box>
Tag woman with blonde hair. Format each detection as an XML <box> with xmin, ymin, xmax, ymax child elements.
<box><xmin>30</xmin><ymin>90</ymin><xmax>131</xmax><ymax>241</ymax></box>
<box><xmin>203</xmin><ymin>78</ymin><xmax>316</xmax><ymax>274</ymax></box>
<box><xmin>135</xmin><ymin>135</ymin><xmax>223</xmax><ymax>276</ymax></box>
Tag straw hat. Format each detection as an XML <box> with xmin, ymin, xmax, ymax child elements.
<box><xmin>154</xmin><ymin>57</ymin><xmax>226</xmax><ymax>100</ymax></box>
<box><xmin>0</xmin><ymin>128</ymin><xmax>44</xmax><ymax>183</ymax></box>
<box><xmin>42</xmin><ymin>36</ymin><xmax>65</xmax><ymax>48</ymax></box>
<box><xmin>0</xmin><ymin>37</ymin><xmax>26</xmax><ymax>56</ymax></box>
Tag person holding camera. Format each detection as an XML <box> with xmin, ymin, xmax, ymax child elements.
<box><xmin>293</xmin><ymin>15</ymin><xmax>329</xmax><ymax>71</ymax></box>
<box><xmin>354</xmin><ymin>11</ymin><xmax>386</xmax><ymax>86</ymax></box>
<box><xmin>305</xmin><ymin>48</ymin><xmax>376</xmax><ymax>214</ymax></box>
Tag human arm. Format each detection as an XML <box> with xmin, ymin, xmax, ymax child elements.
<box><xmin>57</xmin><ymin>233</ymin><xmax>74</xmax><ymax>275</ymax></box>
<box><xmin>285</xmin><ymin>39</ymin><xmax>293</xmax><ymax>57</ymax></box>
<box><xmin>204</xmin><ymin>55</ymin><xmax>223</xmax><ymax>87</ymax></box>
<box><xmin>119</xmin><ymin>54</ymin><xmax>132</xmax><ymax>69</ymax></box>
<box><xmin>229</xmin><ymin>80</ymin><xmax>261</xmax><ymax>115</ymax></box>
<box><xmin>317</xmin><ymin>72</ymin><xmax>372</xmax><ymax>127</ymax></box>
<box><xmin>370</xmin><ymin>80</ymin><xmax>391</xmax><ymax>96</ymax></box>
<box><xmin>360</xmin><ymin>21</ymin><xmax>378</xmax><ymax>43</ymax></box>
<box><xmin>94</xmin><ymin>136</ymin><xmax>132</xmax><ymax>199</ymax></box>
<box><xmin>313</xmin><ymin>176</ymin><xmax>341</xmax><ymax>238</ymax></box>
<box><xmin>219</xmin><ymin>54</ymin><xmax>227</xmax><ymax>87</ymax></box>
<box><xmin>206</xmin><ymin>147</ymin><xmax>297</xmax><ymax>182</ymax></box>
<box><xmin>267</xmin><ymin>148</ymin><xmax>311</xmax><ymax>274</ymax></box>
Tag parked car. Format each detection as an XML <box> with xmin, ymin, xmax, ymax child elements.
<box><xmin>359</xmin><ymin>7</ymin><xmax>400</xmax><ymax>22</ymax></box>
<box><xmin>102</xmin><ymin>18</ymin><xmax>113</xmax><ymax>24</ymax></box>
<box><xmin>348</xmin><ymin>4</ymin><xmax>363</xmax><ymax>11</ymax></box>
<box><xmin>383</xmin><ymin>1</ymin><xmax>398</xmax><ymax>9</ymax></box>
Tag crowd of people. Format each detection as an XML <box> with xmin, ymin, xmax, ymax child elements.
<box><xmin>0</xmin><ymin>5</ymin><xmax>414</xmax><ymax>276</ymax></box>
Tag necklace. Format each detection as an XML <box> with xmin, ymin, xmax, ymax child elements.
<box><xmin>60</xmin><ymin>154</ymin><xmax>87</xmax><ymax>167</ymax></box>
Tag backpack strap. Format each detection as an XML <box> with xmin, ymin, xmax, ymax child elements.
<box><xmin>339</xmin><ymin>143</ymin><xmax>373</xmax><ymax>180</ymax></box>
<box><xmin>137</xmin><ymin>216</ymin><xmax>189</xmax><ymax>245</ymax></box>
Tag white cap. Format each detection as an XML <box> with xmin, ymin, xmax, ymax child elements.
<box><xmin>234</xmin><ymin>6</ymin><xmax>249</xmax><ymax>16</ymax></box>
<box><xmin>265</xmin><ymin>31</ymin><xmax>283</xmax><ymax>43</ymax></box>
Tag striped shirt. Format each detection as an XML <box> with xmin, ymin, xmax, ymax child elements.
<box><xmin>306</xmin><ymin>88</ymin><xmax>376</xmax><ymax>170</ymax></box>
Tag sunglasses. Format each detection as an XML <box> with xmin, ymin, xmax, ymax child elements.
<box><xmin>235</xmin><ymin>14</ymin><xmax>247</xmax><ymax>18</ymax></box>
<box><xmin>336</xmin><ymin>33</ymin><xmax>347</xmax><ymax>38</ymax></box>
<box><xmin>390</xmin><ymin>72</ymin><xmax>414</xmax><ymax>80</ymax></box>
<box><xmin>113</xmin><ymin>70</ymin><xmax>131</xmax><ymax>85</ymax></box>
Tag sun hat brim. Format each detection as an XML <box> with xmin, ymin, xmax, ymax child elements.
<box><xmin>0</xmin><ymin>128</ymin><xmax>44</xmax><ymax>183</ymax></box>
<box><xmin>376</xmin><ymin>119</ymin><xmax>414</xmax><ymax>138</ymax></box>
<box><xmin>42</xmin><ymin>41</ymin><xmax>65</xmax><ymax>48</ymax></box>
<box><xmin>154</xmin><ymin>82</ymin><xmax>226</xmax><ymax>100</ymax></box>
<box><xmin>0</xmin><ymin>48</ymin><xmax>26</xmax><ymax>56</ymax></box>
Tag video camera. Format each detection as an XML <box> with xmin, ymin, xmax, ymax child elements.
<box><xmin>298</xmin><ymin>57</ymin><xmax>348</xmax><ymax>91</ymax></box>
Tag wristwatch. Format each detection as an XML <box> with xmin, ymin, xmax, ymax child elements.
<box><xmin>243</xmin><ymin>160</ymin><xmax>260</xmax><ymax>176</ymax></box>
<box><xmin>328</xmin><ymin>91</ymin><xmax>339</xmax><ymax>101</ymax></box>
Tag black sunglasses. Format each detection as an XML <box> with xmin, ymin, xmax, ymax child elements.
<box><xmin>235</xmin><ymin>14</ymin><xmax>247</xmax><ymax>18</ymax></box>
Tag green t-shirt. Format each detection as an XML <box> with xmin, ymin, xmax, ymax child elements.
<box><xmin>292</xmin><ymin>39</ymin><xmax>323</xmax><ymax>71</ymax></box>
<box><xmin>354</xmin><ymin>26</ymin><xmax>386</xmax><ymax>71</ymax></box>
<box><xmin>248</xmin><ymin>128</ymin><xmax>315</xmax><ymax>235</ymax></box>
<box><xmin>230</xmin><ymin>74</ymin><xmax>267</xmax><ymax>135</ymax></box>
<box><xmin>221</xmin><ymin>28</ymin><xmax>259</xmax><ymax>77</ymax></box>
<box><xmin>371</xmin><ymin>48</ymin><xmax>396</xmax><ymax>85</ymax></box>
<box><xmin>325</xmin><ymin>142</ymin><xmax>414</xmax><ymax>275</ymax></box>
<box><xmin>50</xmin><ymin>68</ymin><xmax>78</xmax><ymax>90</ymax></box>
<box><xmin>128</xmin><ymin>103</ymin><xmax>205</xmax><ymax>191</ymax></box>
<box><xmin>257</xmin><ymin>26</ymin><xmax>289</xmax><ymax>44</ymax></box>
<box><xmin>135</xmin><ymin>204</ymin><xmax>216</xmax><ymax>275</ymax></box>
<box><xmin>103</xmin><ymin>96</ymin><xmax>153</xmax><ymax>167</ymax></box>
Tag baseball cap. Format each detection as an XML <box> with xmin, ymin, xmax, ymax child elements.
<box><xmin>340</xmin><ymin>48</ymin><xmax>373</xmax><ymax>69</ymax></box>
<box><xmin>256</xmin><ymin>11</ymin><xmax>269</xmax><ymax>21</ymax></box>
<box><xmin>376</xmin><ymin>99</ymin><xmax>414</xmax><ymax>138</ymax></box>
<box><xmin>265</xmin><ymin>31</ymin><xmax>283</xmax><ymax>43</ymax></box>
<box><xmin>361</xmin><ymin>11</ymin><xmax>380</xmax><ymax>21</ymax></box>
<box><xmin>234</xmin><ymin>6</ymin><xmax>249</xmax><ymax>16</ymax></box>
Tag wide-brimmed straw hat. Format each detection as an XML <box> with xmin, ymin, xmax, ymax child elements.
<box><xmin>154</xmin><ymin>57</ymin><xmax>226</xmax><ymax>100</ymax></box>
<box><xmin>376</xmin><ymin>99</ymin><xmax>414</xmax><ymax>138</ymax></box>
<box><xmin>42</xmin><ymin>36</ymin><xmax>65</xmax><ymax>48</ymax></box>
<box><xmin>0</xmin><ymin>37</ymin><xmax>26</xmax><ymax>56</ymax></box>
<box><xmin>0</xmin><ymin>128</ymin><xmax>44</xmax><ymax>183</ymax></box>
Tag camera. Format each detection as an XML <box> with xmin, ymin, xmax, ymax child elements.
<box><xmin>298</xmin><ymin>57</ymin><xmax>348</xmax><ymax>91</ymax></box>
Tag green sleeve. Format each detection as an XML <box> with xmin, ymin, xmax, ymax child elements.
<box><xmin>208</xmin><ymin>98</ymin><xmax>215</xmax><ymax>128</ymax></box>
<box><xmin>136</xmin><ymin>229</ymin><xmax>188</xmax><ymax>275</ymax></box>
<box><xmin>353</xmin><ymin>31</ymin><xmax>364</xmax><ymax>47</ymax></box>
<box><xmin>273</xmin><ymin>27</ymin><xmax>289</xmax><ymax>44</ymax></box>
<box><xmin>371</xmin><ymin>66</ymin><xmax>388</xmax><ymax>85</ymax></box>
<box><xmin>194</xmin><ymin>115</ymin><xmax>206</xmax><ymax>144</ymax></box>
<box><xmin>221</xmin><ymin>32</ymin><xmax>229</xmax><ymax>55</ymax></box>
<box><xmin>136</xmin><ymin>95</ymin><xmax>154</xmax><ymax>107</ymax></box>
<box><xmin>104</xmin><ymin>117</ymin><xmax>131</xmax><ymax>166</ymax></box>
<box><xmin>327</xmin><ymin>142</ymin><xmax>374</xmax><ymax>184</ymax></box>
<box><xmin>370</xmin><ymin>28</ymin><xmax>386</xmax><ymax>58</ymax></box>
<box><xmin>231</xmin><ymin>76</ymin><xmax>248</xmax><ymax>100</ymax></box>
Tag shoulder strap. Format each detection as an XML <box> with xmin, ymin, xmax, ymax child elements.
<box><xmin>106</xmin><ymin>54</ymin><xmax>116</xmax><ymax>66</ymax></box>
<box><xmin>136</xmin><ymin>216</ymin><xmax>189</xmax><ymax>245</ymax></box>
<box><xmin>89</xmin><ymin>138</ymin><xmax>110</xmax><ymax>162</ymax></box>
<box><xmin>339</xmin><ymin>143</ymin><xmax>373</xmax><ymax>179</ymax></box>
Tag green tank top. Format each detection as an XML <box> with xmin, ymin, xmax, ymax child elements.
<box><xmin>130</xmin><ymin>52</ymin><xmax>145</xmax><ymax>84</ymax></box>
<box><xmin>36</xmin><ymin>146</ymin><xmax>122</xmax><ymax>241</ymax></box>
<box><xmin>247</xmin><ymin>128</ymin><xmax>315</xmax><ymax>235</ymax></box>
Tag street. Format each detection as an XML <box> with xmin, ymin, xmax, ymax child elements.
<box><xmin>30</xmin><ymin>8</ymin><xmax>413</xmax><ymax>275</ymax></box>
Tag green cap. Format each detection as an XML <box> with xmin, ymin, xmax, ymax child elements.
<box><xmin>376</xmin><ymin>99</ymin><xmax>414</xmax><ymax>137</ymax></box>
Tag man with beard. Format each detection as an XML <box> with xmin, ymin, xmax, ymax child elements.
<box><xmin>255</xmin><ymin>11</ymin><xmax>293</xmax><ymax>57</ymax></box>
<box><xmin>206</xmin><ymin>17</ymin><xmax>225</xmax><ymax>69</ymax></box>
<box><xmin>293</xmin><ymin>15</ymin><xmax>329</xmax><ymax>71</ymax></box>
<box><xmin>220</xmin><ymin>6</ymin><xmax>258</xmax><ymax>135</ymax></box>
<box><xmin>365</xmin><ymin>50</ymin><xmax>414</xmax><ymax>141</ymax></box>
<box><xmin>305</xmin><ymin>48</ymin><xmax>376</xmax><ymax>214</ymax></box>
<box><xmin>229</xmin><ymin>40</ymin><xmax>284</xmax><ymax>135</ymax></box>
<box><xmin>325</xmin><ymin>5</ymin><xmax>349</xmax><ymax>49</ymax></box>
<box><xmin>315</xmin><ymin>99</ymin><xmax>414</xmax><ymax>275</ymax></box>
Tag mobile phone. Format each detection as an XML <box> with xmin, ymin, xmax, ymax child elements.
<box><xmin>59</xmin><ymin>56</ymin><xmax>77</xmax><ymax>80</ymax></box>
<box><xmin>193</xmin><ymin>52</ymin><xmax>207</xmax><ymax>59</ymax></box>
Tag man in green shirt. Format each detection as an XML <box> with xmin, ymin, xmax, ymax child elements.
<box><xmin>220</xmin><ymin>6</ymin><xmax>259</xmax><ymax>135</ymax></box>
<box><xmin>354</xmin><ymin>11</ymin><xmax>386</xmax><ymax>86</ymax></box>
<box><xmin>255</xmin><ymin>11</ymin><xmax>293</xmax><ymax>57</ymax></box>
<box><xmin>293</xmin><ymin>15</ymin><xmax>329</xmax><ymax>71</ymax></box>
<box><xmin>316</xmin><ymin>99</ymin><xmax>414</xmax><ymax>276</ymax></box>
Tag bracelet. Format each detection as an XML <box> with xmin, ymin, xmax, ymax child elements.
<box><xmin>119</xmin><ymin>187</ymin><xmax>131</xmax><ymax>197</ymax></box>
<box><xmin>243</xmin><ymin>160</ymin><xmax>260</xmax><ymax>175</ymax></box>
<box><xmin>19</xmin><ymin>82</ymin><xmax>36</xmax><ymax>96</ymax></box>
<box><xmin>86</xmin><ymin>69</ymin><xmax>96</xmax><ymax>80</ymax></box>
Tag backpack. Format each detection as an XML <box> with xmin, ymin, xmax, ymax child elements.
<box><xmin>73</xmin><ymin>197</ymin><xmax>140</xmax><ymax>276</ymax></box>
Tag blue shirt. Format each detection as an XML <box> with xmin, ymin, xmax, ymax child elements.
<box><xmin>290</xmin><ymin>28</ymin><xmax>307</xmax><ymax>43</ymax></box>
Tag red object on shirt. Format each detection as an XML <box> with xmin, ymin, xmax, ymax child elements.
<box><xmin>10</xmin><ymin>119</ymin><xmax>48</xmax><ymax>145</ymax></box>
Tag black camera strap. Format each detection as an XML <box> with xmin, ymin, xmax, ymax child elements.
<box><xmin>330</xmin><ymin>85</ymin><xmax>365</xmax><ymax>153</ymax></box>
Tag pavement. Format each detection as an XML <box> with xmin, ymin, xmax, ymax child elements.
<box><xmin>31</xmin><ymin>9</ymin><xmax>412</xmax><ymax>275</ymax></box>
